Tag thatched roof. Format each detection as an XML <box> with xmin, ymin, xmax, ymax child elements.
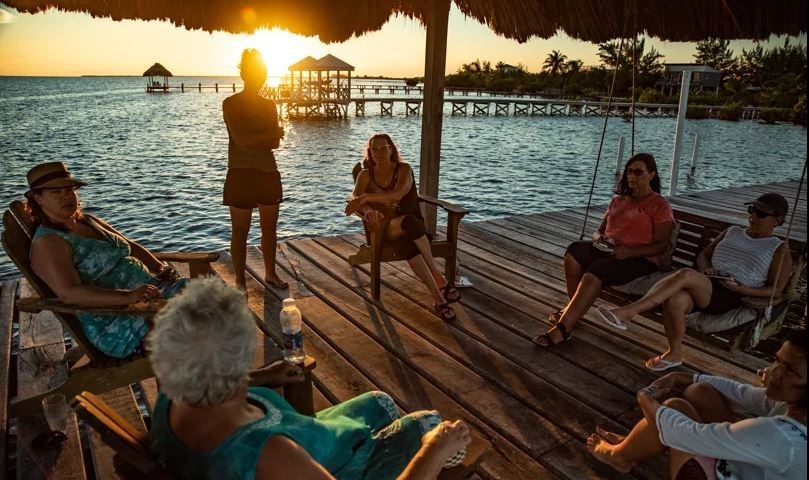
<box><xmin>288</xmin><ymin>55</ymin><xmax>319</xmax><ymax>71</ymax></box>
<box><xmin>142</xmin><ymin>62</ymin><xmax>172</xmax><ymax>77</ymax></box>
<box><xmin>315</xmin><ymin>54</ymin><xmax>354</xmax><ymax>71</ymax></box>
<box><xmin>3</xmin><ymin>1</ymin><xmax>805</xmax><ymax>42</ymax></box>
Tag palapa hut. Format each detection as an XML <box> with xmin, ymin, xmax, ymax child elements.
<box><xmin>288</xmin><ymin>54</ymin><xmax>354</xmax><ymax>117</ymax></box>
<box><xmin>143</xmin><ymin>62</ymin><xmax>172</xmax><ymax>92</ymax></box>
<box><xmin>5</xmin><ymin>0</ymin><xmax>806</xmax><ymax>225</ymax></box>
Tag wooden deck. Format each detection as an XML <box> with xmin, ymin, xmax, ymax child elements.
<box><xmin>1</xmin><ymin>179</ymin><xmax>805</xmax><ymax>479</ymax></box>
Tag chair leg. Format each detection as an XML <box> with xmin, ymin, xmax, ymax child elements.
<box><xmin>370</xmin><ymin>229</ymin><xmax>383</xmax><ymax>300</ymax></box>
<box><xmin>445</xmin><ymin>255</ymin><xmax>457</xmax><ymax>287</ymax></box>
<box><xmin>283</xmin><ymin>368</ymin><xmax>315</xmax><ymax>416</ymax></box>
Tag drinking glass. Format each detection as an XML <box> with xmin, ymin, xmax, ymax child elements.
<box><xmin>42</xmin><ymin>394</ymin><xmax>69</xmax><ymax>433</ymax></box>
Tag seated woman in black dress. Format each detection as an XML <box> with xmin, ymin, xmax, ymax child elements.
<box><xmin>345</xmin><ymin>134</ymin><xmax>460</xmax><ymax>321</ymax></box>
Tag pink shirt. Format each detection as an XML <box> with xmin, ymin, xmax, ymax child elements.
<box><xmin>604</xmin><ymin>193</ymin><xmax>674</xmax><ymax>264</ymax></box>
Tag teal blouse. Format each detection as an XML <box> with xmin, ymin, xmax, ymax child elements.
<box><xmin>32</xmin><ymin>217</ymin><xmax>185</xmax><ymax>358</ymax></box>
<box><xmin>150</xmin><ymin>388</ymin><xmax>441</xmax><ymax>480</ymax></box>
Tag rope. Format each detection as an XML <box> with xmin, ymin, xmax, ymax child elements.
<box><xmin>764</xmin><ymin>154</ymin><xmax>807</xmax><ymax>321</ymax></box>
<box><xmin>579</xmin><ymin>37</ymin><xmax>626</xmax><ymax>240</ymax></box>
<box><xmin>630</xmin><ymin>34</ymin><xmax>637</xmax><ymax>155</ymax></box>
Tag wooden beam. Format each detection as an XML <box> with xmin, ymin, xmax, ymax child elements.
<box><xmin>418</xmin><ymin>0</ymin><xmax>450</xmax><ymax>234</ymax></box>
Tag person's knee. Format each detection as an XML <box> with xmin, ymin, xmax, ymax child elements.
<box><xmin>664</xmin><ymin>292</ymin><xmax>691</xmax><ymax>312</ymax></box>
<box><xmin>580</xmin><ymin>272</ymin><xmax>603</xmax><ymax>287</ymax></box>
<box><xmin>400</xmin><ymin>215</ymin><xmax>427</xmax><ymax>241</ymax></box>
<box><xmin>683</xmin><ymin>383</ymin><xmax>719</xmax><ymax>404</ymax></box>
<box><xmin>231</xmin><ymin>225</ymin><xmax>250</xmax><ymax>240</ymax></box>
<box><xmin>565</xmin><ymin>241</ymin><xmax>589</xmax><ymax>260</ymax></box>
<box><xmin>674</xmin><ymin>268</ymin><xmax>700</xmax><ymax>282</ymax></box>
<box><xmin>663</xmin><ymin>397</ymin><xmax>699</xmax><ymax>418</ymax></box>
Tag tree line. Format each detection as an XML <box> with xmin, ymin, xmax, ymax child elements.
<box><xmin>441</xmin><ymin>38</ymin><xmax>806</xmax><ymax>124</ymax></box>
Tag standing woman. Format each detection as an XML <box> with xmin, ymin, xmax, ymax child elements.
<box><xmin>223</xmin><ymin>49</ymin><xmax>287</xmax><ymax>290</ymax></box>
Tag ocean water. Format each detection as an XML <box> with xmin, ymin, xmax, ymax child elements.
<box><xmin>1</xmin><ymin>76</ymin><xmax>806</xmax><ymax>280</ymax></box>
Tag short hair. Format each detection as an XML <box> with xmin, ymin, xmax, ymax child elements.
<box><xmin>785</xmin><ymin>328</ymin><xmax>807</xmax><ymax>355</ymax></box>
<box><xmin>147</xmin><ymin>278</ymin><xmax>256</xmax><ymax>406</ymax></box>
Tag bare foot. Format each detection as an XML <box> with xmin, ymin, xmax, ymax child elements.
<box><xmin>610</xmin><ymin>307</ymin><xmax>633</xmax><ymax>326</ymax></box>
<box><xmin>586</xmin><ymin>434</ymin><xmax>632</xmax><ymax>473</ymax></box>
<box><xmin>596</xmin><ymin>426</ymin><xmax>627</xmax><ymax>445</ymax></box>
<box><xmin>265</xmin><ymin>272</ymin><xmax>289</xmax><ymax>289</ymax></box>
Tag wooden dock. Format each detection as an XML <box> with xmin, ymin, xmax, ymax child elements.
<box><xmin>1</xmin><ymin>179</ymin><xmax>805</xmax><ymax>479</ymax></box>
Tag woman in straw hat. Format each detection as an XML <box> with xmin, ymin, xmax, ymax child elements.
<box><xmin>25</xmin><ymin>162</ymin><xmax>186</xmax><ymax>358</ymax></box>
<box><xmin>222</xmin><ymin>48</ymin><xmax>287</xmax><ymax>291</ymax></box>
<box><xmin>148</xmin><ymin>278</ymin><xmax>471</xmax><ymax>480</ymax></box>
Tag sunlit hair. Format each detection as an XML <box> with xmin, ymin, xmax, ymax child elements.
<box><xmin>24</xmin><ymin>189</ymin><xmax>84</xmax><ymax>232</ymax></box>
<box><xmin>147</xmin><ymin>277</ymin><xmax>256</xmax><ymax>406</ymax></box>
<box><xmin>614</xmin><ymin>153</ymin><xmax>661</xmax><ymax>196</ymax></box>
<box><xmin>363</xmin><ymin>133</ymin><xmax>401</xmax><ymax>169</ymax></box>
<box><xmin>239</xmin><ymin>48</ymin><xmax>267</xmax><ymax>88</ymax></box>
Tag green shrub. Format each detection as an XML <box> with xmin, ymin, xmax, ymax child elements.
<box><xmin>715</xmin><ymin>102</ymin><xmax>744</xmax><ymax>121</ymax></box>
<box><xmin>791</xmin><ymin>95</ymin><xmax>807</xmax><ymax>126</ymax></box>
<box><xmin>404</xmin><ymin>77</ymin><xmax>419</xmax><ymax>87</ymax></box>
<box><xmin>686</xmin><ymin>106</ymin><xmax>710</xmax><ymax>119</ymax></box>
<box><xmin>757</xmin><ymin>108</ymin><xmax>789</xmax><ymax>124</ymax></box>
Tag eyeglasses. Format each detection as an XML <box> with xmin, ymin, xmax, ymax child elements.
<box><xmin>747</xmin><ymin>205</ymin><xmax>775</xmax><ymax>218</ymax></box>
<box><xmin>626</xmin><ymin>168</ymin><xmax>648</xmax><ymax>177</ymax></box>
<box><xmin>370</xmin><ymin>144</ymin><xmax>391</xmax><ymax>152</ymax></box>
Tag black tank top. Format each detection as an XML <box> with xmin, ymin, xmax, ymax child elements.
<box><xmin>368</xmin><ymin>163</ymin><xmax>422</xmax><ymax>217</ymax></box>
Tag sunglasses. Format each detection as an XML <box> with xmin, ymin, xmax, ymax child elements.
<box><xmin>747</xmin><ymin>205</ymin><xmax>775</xmax><ymax>219</ymax></box>
<box><xmin>626</xmin><ymin>168</ymin><xmax>648</xmax><ymax>176</ymax></box>
<box><xmin>370</xmin><ymin>144</ymin><xmax>391</xmax><ymax>152</ymax></box>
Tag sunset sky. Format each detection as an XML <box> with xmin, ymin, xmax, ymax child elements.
<box><xmin>0</xmin><ymin>5</ymin><xmax>804</xmax><ymax>77</ymax></box>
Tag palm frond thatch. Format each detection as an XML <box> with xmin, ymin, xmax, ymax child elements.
<box><xmin>142</xmin><ymin>62</ymin><xmax>172</xmax><ymax>77</ymax></box>
<box><xmin>3</xmin><ymin>1</ymin><xmax>805</xmax><ymax>42</ymax></box>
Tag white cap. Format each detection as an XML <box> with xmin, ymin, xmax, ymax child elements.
<box><xmin>282</xmin><ymin>298</ymin><xmax>296</xmax><ymax>308</ymax></box>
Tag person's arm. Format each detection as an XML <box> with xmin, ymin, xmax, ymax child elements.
<box><xmin>694</xmin><ymin>228</ymin><xmax>729</xmax><ymax>273</ymax></box>
<box><xmin>345</xmin><ymin>169</ymin><xmax>375</xmax><ymax>217</ymax></box>
<box><xmin>654</xmin><ymin>407</ymin><xmax>793</xmax><ymax>471</ymax></box>
<box><xmin>257</xmin><ymin>436</ymin><xmax>335</xmax><ymax>480</ymax></box>
<box><xmin>722</xmin><ymin>242</ymin><xmax>792</xmax><ymax>298</ymax></box>
<box><xmin>30</xmin><ymin>235</ymin><xmax>158</xmax><ymax>306</ymax></box>
<box><xmin>693</xmin><ymin>374</ymin><xmax>776</xmax><ymax>416</ymax></box>
<box><xmin>360</xmin><ymin>163</ymin><xmax>414</xmax><ymax>204</ymax></box>
<box><xmin>613</xmin><ymin>220</ymin><xmax>674</xmax><ymax>259</ymax></box>
<box><xmin>223</xmin><ymin>98</ymin><xmax>283</xmax><ymax>150</ymax></box>
<box><xmin>88</xmin><ymin>215</ymin><xmax>167</xmax><ymax>275</ymax></box>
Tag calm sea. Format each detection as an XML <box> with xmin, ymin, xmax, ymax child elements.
<box><xmin>1</xmin><ymin>76</ymin><xmax>806</xmax><ymax>280</ymax></box>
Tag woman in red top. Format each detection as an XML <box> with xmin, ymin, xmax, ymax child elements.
<box><xmin>533</xmin><ymin>153</ymin><xmax>675</xmax><ymax>347</ymax></box>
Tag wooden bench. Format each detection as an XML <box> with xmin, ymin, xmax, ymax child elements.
<box><xmin>604</xmin><ymin>209</ymin><xmax>806</xmax><ymax>351</ymax></box>
<box><xmin>348</xmin><ymin>163</ymin><xmax>469</xmax><ymax>299</ymax></box>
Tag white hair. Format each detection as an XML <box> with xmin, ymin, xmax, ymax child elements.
<box><xmin>147</xmin><ymin>277</ymin><xmax>256</xmax><ymax>406</ymax></box>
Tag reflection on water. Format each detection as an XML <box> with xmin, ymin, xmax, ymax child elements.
<box><xmin>1</xmin><ymin>76</ymin><xmax>806</xmax><ymax>280</ymax></box>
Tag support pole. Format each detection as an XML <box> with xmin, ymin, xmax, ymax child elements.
<box><xmin>669</xmin><ymin>70</ymin><xmax>691</xmax><ymax>195</ymax></box>
<box><xmin>419</xmin><ymin>0</ymin><xmax>450</xmax><ymax>234</ymax></box>
<box><xmin>689</xmin><ymin>134</ymin><xmax>700</xmax><ymax>175</ymax></box>
<box><xmin>615</xmin><ymin>136</ymin><xmax>625</xmax><ymax>176</ymax></box>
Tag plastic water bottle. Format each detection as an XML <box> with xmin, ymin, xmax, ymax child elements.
<box><xmin>280</xmin><ymin>298</ymin><xmax>305</xmax><ymax>364</ymax></box>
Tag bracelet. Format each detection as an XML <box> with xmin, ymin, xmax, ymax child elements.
<box><xmin>637</xmin><ymin>386</ymin><xmax>657</xmax><ymax>399</ymax></box>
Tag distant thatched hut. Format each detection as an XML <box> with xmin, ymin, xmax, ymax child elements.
<box><xmin>143</xmin><ymin>63</ymin><xmax>173</xmax><ymax>92</ymax></box>
<box><xmin>288</xmin><ymin>54</ymin><xmax>354</xmax><ymax>117</ymax></box>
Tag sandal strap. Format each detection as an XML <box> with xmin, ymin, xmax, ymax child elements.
<box><xmin>554</xmin><ymin>321</ymin><xmax>571</xmax><ymax>339</ymax></box>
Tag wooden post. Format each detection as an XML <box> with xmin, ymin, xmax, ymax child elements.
<box><xmin>419</xmin><ymin>0</ymin><xmax>451</xmax><ymax>234</ymax></box>
<box><xmin>232</xmin><ymin>83</ymin><xmax>236</xmax><ymax>92</ymax></box>
<box><xmin>689</xmin><ymin>134</ymin><xmax>700</xmax><ymax>175</ymax></box>
<box><xmin>669</xmin><ymin>70</ymin><xmax>691</xmax><ymax>195</ymax></box>
<box><xmin>615</xmin><ymin>136</ymin><xmax>625</xmax><ymax>176</ymax></box>
<box><xmin>198</xmin><ymin>83</ymin><xmax>202</xmax><ymax>92</ymax></box>
<box><xmin>215</xmin><ymin>83</ymin><xmax>219</xmax><ymax>93</ymax></box>
<box><xmin>181</xmin><ymin>83</ymin><xmax>184</xmax><ymax>93</ymax></box>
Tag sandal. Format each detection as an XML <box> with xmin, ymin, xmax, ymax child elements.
<box><xmin>532</xmin><ymin>321</ymin><xmax>572</xmax><ymax>347</ymax></box>
<box><xmin>435</xmin><ymin>302</ymin><xmax>457</xmax><ymax>322</ymax></box>
<box><xmin>548</xmin><ymin>310</ymin><xmax>564</xmax><ymax>323</ymax></box>
<box><xmin>441</xmin><ymin>284</ymin><xmax>461</xmax><ymax>303</ymax></box>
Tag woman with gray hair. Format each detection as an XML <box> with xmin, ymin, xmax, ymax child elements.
<box><xmin>148</xmin><ymin>278</ymin><xmax>470</xmax><ymax>480</ymax></box>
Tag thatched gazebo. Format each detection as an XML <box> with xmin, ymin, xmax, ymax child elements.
<box><xmin>143</xmin><ymin>62</ymin><xmax>172</xmax><ymax>92</ymax></box>
<box><xmin>288</xmin><ymin>54</ymin><xmax>353</xmax><ymax>117</ymax></box>
<box><xmin>5</xmin><ymin>0</ymin><xmax>806</xmax><ymax>224</ymax></box>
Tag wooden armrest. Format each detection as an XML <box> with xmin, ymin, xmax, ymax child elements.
<box><xmin>249</xmin><ymin>357</ymin><xmax>316</xmax><ymax>387</ymax></box>
<box><xmin>16</xmin><ymin>297</ymin><xmax>166</xmax><ymax>315</ymax></box>
<box><xmin>417</xmin><ymin>195</ymin><xmax>469</xmax><ymax>215</ymax></box>
<box><xmin>154</xmin><ymin>251</ymin><xmax>220</xmax><ymax>263</ymax></box>
<box><xmin>740</xmin><ymin>296</ymin><xmax>783</xmax><ymax>309</ymax></box>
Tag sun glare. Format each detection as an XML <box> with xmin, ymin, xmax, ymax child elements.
<box><xmin>229</xmin><ymin>29</ymin><xmax>316</xmax><ymax>78</ymax></box>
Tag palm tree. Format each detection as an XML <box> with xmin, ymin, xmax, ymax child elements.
<box><xmin>543</xmin><ymin>50</ymin><xmax>568</xmax><ymax>75</ymax></box>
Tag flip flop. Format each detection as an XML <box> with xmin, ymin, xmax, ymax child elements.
<box><xmin>595</xmin><ymin>306</ymin><xmax>628</xmax><ymax>331</ymax></box>
<box><xmin>548</xmin><ymin>310</ymin><xmax>564</xmax><ymax>323</ymax></box>
<box><xmin>645</xmin><ymin>356</ymin><xmax>683</xmax><ymax>372</ymax></box>
<box><xmin>435</xmin><ymin>302</ymin><xmax>457</xmax><ymax>322</ymax></box>
<box><xmin>440</xmin><ymin>284</ymin><xmax>461</xmax><ymax>303</ymax></box>
<box><xmin>532</xmin><ymin>321</ymin><xmax>572</xmax><ymax>348</ymax></box>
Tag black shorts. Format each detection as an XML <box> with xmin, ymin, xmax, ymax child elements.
<box><xmin>566</xmin><ymin>240</ymin><xmax>657</xmax><ymax>286</ymax></box>
<box><xmin>698</xmin><ymin>278</ymin><xmax>743</xmax><ymax>314</ymax></box>
<box><xmin>223</xmin><ymin>168</ymin><xmax>283</xmax><ymax>209</ymax></box>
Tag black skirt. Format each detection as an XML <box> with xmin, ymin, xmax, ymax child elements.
<box><xmin>222</xmin><ymin>168</ymin><xmax>283</xmax><ymax>209</ymax></box>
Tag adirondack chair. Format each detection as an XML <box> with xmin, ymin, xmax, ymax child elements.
<box><xmin>347</xmin><ymin>163</ymin><xmax>469</xmax><ymax>299</ymax></box>
<box><xmin>73</xmin><ymin>386</ymin><xmax>490</xmax><ymax>480</ymax></box>
<box><xmin>1</xmin><ymin>200</ymin><xmax>221</xmax><ymax>416</ymax></box>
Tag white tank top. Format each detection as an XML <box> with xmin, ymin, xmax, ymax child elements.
<box><xmin>712</xmin><ymin>226</ymin><xmax>783</xmax><ymax>287</ymax></box>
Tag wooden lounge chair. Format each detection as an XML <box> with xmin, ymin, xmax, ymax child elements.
<box><xmin>607</xmin><ymin>209</ymin><xmax>806</xmax><ymax>351</ymax></box>
<box><xmin>348</xmin><ymin>163</ymin><xmax>469</xmax><ymax>299</ymax></box>
<box><xmin>73</xmin><ymin>382</ymin><xmax>489</xmax><ymax>480</ymax></box>
<box><xmin>2</xmin><ymin>200</ymin><xmax>221</xmax><ymax>416</ymax></box>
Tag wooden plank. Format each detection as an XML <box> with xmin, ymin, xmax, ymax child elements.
<box><xmin>89</xmin><ymin>387</ymin><xmax>147</xmax><ymax>480</ymax></box>
<box><xmin>0</xmin><ymin>280</ymin><xmax>19</xmax><ymax>477</ymax></box>
<box><xmin>17</xmin><ymin>281</ymin><xmax>64</xmax><ymax>351</ymax></box>
<box><xmin>244</xmin><ymin>248</ymin><xmax>554</xmax><ymax>479</ymax></box>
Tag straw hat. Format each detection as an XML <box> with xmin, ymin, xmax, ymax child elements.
<box><xmin>25</xmin><ymin>162</ymin><xmax>87</xmax><ymax>194</ymax></box>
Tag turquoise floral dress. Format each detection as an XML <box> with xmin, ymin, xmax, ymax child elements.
<box><xmin>32</xmin><ymin>217</ymin><xmax>186</xmax><ymax>358</ymax></box>
<box><xmin>150</xmin><ymin>388</ymin><xmax>441</xmax><ymax>480</ymax></box>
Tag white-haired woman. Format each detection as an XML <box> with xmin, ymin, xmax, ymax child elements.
<box><xmin>148</xmin><ymin>278</ymin><xmax>470</xmax><ymax>480</ymax></box>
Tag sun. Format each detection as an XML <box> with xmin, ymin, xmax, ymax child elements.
<box><xmin>228</xmin><ymin>28</ymin><xmax>319</xmax><ymax>81</ymax></box>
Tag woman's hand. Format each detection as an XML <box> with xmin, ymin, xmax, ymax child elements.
<box><xmin>127</xmin><ymin>284</ymin><xmax>162</xmax><ymax>304</ymax></box>
<box><xmin>721</xmin><ymin>278</ymin><xmax>744</xmax><ymax>293</ymax></box>
<box><xmin>422</xmin><ymin>420</ymin><xmax>471</xmax><ymax>460</ymax></box>
<box><xmin>702</xmin><ymin>267</ymin><xmax>718</xmax><ymax>275</ymax></box>
<box><xmin>592</xmin><ymin>232</ymin><xmax>604</xmax><ymax>243</ymax></box>
<box><xmin>344</xmin><ymin>195</ymin><xmax>367</xmax><ymax>216</ymax></box>
<box><xmin>363</xmin><ymin>210</ymin><xmax>385</xmax><ymax>230</ymax></box>
<box><xmin>637</xmin><ymin>390</ymin><xmax>662</xmax><ymax>424</ymax></box>
<box><xmin>648</xmin><ymin>372</ymin><xmax>689</xmax><ymax>399</ymax></box>
<box><xmin>156</xmin><ymin>264</ymin><xmax>180</xmax><ymax>282</ymax></box>
<box><xmin>611</xmin><ymin>245</ymin><xmax>633</xmax><ymax>260</ymax></box>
